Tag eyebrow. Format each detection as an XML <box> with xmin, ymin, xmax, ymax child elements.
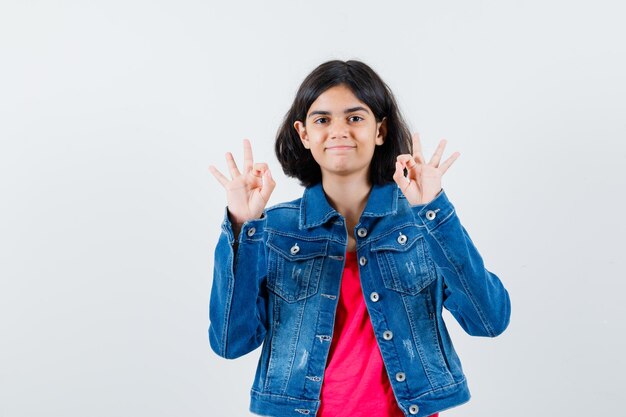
<box><xmin>307</xmin><ymin>106</ymin><xmax>371</xmax><ymax>118</ymax></box>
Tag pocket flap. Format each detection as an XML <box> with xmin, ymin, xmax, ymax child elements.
<box><xmin>371</xmin><ymin>225</ymin><xmax>425</xmax><ymax>253</ymax></box>
<box><xmin>267</xmin><ymin>234</ymin><xmax>328</xmax><ymax>261</ymax></box>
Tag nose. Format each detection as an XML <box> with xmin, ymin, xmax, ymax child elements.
<box><xmin>329</xmin><ymin>119</ymin><xmax>349</xmax><ymax>139</ymax></box>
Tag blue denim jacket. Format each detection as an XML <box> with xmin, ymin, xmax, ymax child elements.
<box><xmin>209</xmin><ymin>181</ymin><xmax>511</xmax><ymax>417</ymax></box>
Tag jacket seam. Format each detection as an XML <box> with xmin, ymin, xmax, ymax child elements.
<box><xmin>266</xmin><ymin>202</ymin><xmax>299</xmax><ymax>212</ymax></box>
<box><xmin>410</xmin><ymin>376</ymin><xmax>467</xmax><ymax>400</ymax></box>
<box><xmin>264</xmin><ymin>228</ymin><xmax>340</xmax><ymax>243</ymax></box>
<box><xmin>401</xmin><ymin>293</ymin><xmax>438</xmax><ymax>389</ymax></box>
<box><xmin>250</xmin><ymin>388</ymin><xmax>319</xmax><ymax>402</ymax></box>
<box><xmin>428</xmin><ymin>218</ymin><xmax>495</xmax><ymax>337</ymax></box>
<box><xmin>283</xmin><ymin>296</ymin><xmax>308</xmax><ymax>394</ymax></box>
<box><xmin>220</xmin><ymin>246</ymin><xmax>235</xmax><ymax>357</ymax></box>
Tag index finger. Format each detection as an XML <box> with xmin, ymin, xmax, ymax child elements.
<box><xmin>243</xmin><ymin>139</ymin><xmax>254</xmax><ymax>175</ymax></box>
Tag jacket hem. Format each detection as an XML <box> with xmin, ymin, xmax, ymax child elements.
<box><xmin>250</xmin><ymin>389</ymin><xmax>320</xmax><ymax>416</ymax></box>
<box><xmin>248</xmin><ymin>378</ymin><xmax>470</xmax><ymax>417</ymax></box>
<box><xmin>398</xmin><ymin>377</ymin><xmax>471</xmax><ymax>416</ymax></box>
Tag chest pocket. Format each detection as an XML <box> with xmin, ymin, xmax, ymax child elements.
<box><xmin>371</xmin><ymin>226</ymin><xmax>436</xmax><ymax>295</ymax></box>
<box><xmin>266</xmin><ymin>233</ymin><xmax>328</xmax><ymax>303</ymax></box>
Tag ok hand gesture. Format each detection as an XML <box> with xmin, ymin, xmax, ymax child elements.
<box><xmin>393</xmin><ymin>133</ymin><xmax>460</xmax><ymax>205</ymax></box>
<box><xmin>208</xmin><ymin>139</ymin><xmax>276</xmax><ymax>224</ymax></box>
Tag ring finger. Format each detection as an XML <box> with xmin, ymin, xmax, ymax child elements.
<box><xmin>429</xmin><ymin>139</ymin><xmax>448</xmax><ymax>167</ymax></box>
<box><xmin>225</xmin><ymin>152</ymin><xmax>241</xmax><ymax>179</ymax></box>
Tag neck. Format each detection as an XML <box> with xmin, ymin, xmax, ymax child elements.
<box><xmin>321</xmin><ymin>173</ymin><xmax>372</xmax><ymax>227</ymax></box>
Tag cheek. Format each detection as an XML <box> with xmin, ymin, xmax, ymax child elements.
<box><xmin>305</xmin><ymin>142</ymin><xmax>323</xmax><ymax>161</ymax></box>
<box><xmin>310</xmin><ymin>148</ymin><xmax>325</xmax><ymax>164</ymax></box>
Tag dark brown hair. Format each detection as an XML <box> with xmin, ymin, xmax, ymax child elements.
<box><xmin>275</xmin><ymin>60</ymin><xmax>412</xmax><ymax>187</ymax></box>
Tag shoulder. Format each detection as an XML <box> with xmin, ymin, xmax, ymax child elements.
<box><xmin>265</xmin><ymin>197</ymin><xmax>301</xmax><ymax>214</ymax></box>
<box><xmin>263</xmin><ymin>197</ymin><xmax>302</xmax><ymax>229</ymax></box>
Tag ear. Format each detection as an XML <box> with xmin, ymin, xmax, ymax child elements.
<box><xmin>293</xmin><ymin>120</ymin><xmax>310</xmax><ymax>149</ymax></box>
<box><xmin>375</xmin><ymin>117</ymin><xmax>387</xmax><ymax>146</ymax></box>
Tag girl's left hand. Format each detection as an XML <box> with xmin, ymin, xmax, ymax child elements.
<box><xmin>393</xmin><ymin>133</ymin><xmax>460</xmax><ymax>205</ymax></box>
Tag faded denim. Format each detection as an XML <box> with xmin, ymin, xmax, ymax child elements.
<box><xmin>209</xmin><ymin>182</ymin><xmax>511</xmax><ymax>417</ymax></box>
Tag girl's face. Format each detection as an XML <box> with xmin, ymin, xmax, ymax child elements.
<box><xmin>294</xmin><ymin>84</ymin><xmax>386</xmax><ymax>183</ymax></box>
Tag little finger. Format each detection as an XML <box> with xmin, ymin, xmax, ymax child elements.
<box><xmin>439</xmin><ymin>151</ymin><xmax>461</xmax><ymax>175</ymax></box>
<box><xmin>208</xmin><ymin>165</ymin><xmax>230</xmax><ymax>187</ymax></box>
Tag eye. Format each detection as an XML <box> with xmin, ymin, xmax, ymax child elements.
<box><xmin>314</xmin><ymin>117</ymin><xmax>328</xmax><ymax>124</ymax></box>
<box><xmin>349</xmin><ymin>115</ymin><xmax>364</xmax><ymax>122</ymax></box>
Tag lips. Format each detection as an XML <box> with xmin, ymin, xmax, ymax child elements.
<box><xmin>326</xmin><ymin>145</ymin><xmax>356</xmax><ymax>150</ymax></box>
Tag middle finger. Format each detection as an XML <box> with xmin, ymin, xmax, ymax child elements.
<box><xmin>412</xmin><ymin>133</ymin><xmax>425</xmax><ymax>164</ymax></box>
<box><xmin>243</xmin><ymin>138</ymin><xmax>254</xmax><ymax>175</ymax></box>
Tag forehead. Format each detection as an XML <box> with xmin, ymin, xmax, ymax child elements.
<box><xmin>307</xmin><ymin>85</ymin><xmax>371</xmax><ymax>114</ymax></box>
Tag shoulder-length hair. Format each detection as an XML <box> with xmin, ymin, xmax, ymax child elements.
<box><xmin>275</xmin><ymin>59</ymin><xmax>412</xmax><ymax>187</ymax></box>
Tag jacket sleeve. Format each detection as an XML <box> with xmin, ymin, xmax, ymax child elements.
<box><xmin>410</xmin><ymin>189</ymin><xmax>511</xmax><ymax>337</ymax></box>
<box><xmin>208</xmin><ymin>207</ymin><xmax>269</xmax><ymax>359</ymax></box>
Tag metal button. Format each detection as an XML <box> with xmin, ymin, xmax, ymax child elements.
<box><xmin>357</xmin><ymin>227</ymin><xmax>367</xmax><ymax>238</ymax></box>
<box><xmin>359</xmin><ymin>256</ymin><xmax>367</xmax><ymax>266</ymax></box>
<box><xmin>290</xmin><ymin>243</ymin><xmax>300</xmax><ymax>255</ymax></box>
<box><xmin>370</xmin><ymin>292</ymin><xmax>379</xmax><ymax>302</ymax></box>
<box><xmin>247</xmin><ymin>227</ymin><xmax>256</xmax><ymax>237</ymax></box>
<box><xmin>409</xmin><ymin>404</ymin><xmax>419</xmax><ymax>414</ymax></box>
<box><xmin>395</xmin><ymin>372</ymin><xmax>406</xmax><ymax>382</ymax></box>
<box><xmin>425</xmin><ymin>210</ymin><xmax>436</xmax><ymax>220</ymax></box>
<box><xmin>397</xmin><ymin>233</ymin><xmax>407</xmax><ymax>245</ymax></box>
<box><xmin>383</xmin><ymin>330</ymin><xmax>393</xmax><ymax>340</ymax></box>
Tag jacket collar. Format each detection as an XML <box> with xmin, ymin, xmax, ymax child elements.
<box><xmin>300</xmin><ymin>181</ymin><xmax>398</xmax><ymax>229</ymax></box>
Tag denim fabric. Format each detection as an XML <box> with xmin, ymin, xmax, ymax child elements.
<box><xmin>209</xmin><ymin>182</ymin><xmax>511</xmax><ymax>417</ymax></box>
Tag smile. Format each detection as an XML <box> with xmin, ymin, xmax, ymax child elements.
<box><xmin>326</xmin><ymin>146</ymin><xmax>356</xmax><ymax>150</ymax></box>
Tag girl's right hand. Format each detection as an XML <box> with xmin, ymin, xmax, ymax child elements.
<box><xmin>208</xmin><ymin>139</ymin><xmax>276</xmax><ymax>225</ymax></box>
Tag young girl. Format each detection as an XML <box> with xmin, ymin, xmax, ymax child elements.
<box><xmin>208</xmin><ymin>60</ymin><xmax>511</xmax><ymax>417</ymax></box>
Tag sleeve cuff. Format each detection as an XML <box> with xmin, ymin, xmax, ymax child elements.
<box><xmin>410</xmin><ymin>189</ymin><xmax>456</xmax><ymax>232</ymax></box>
<box><xmin>220</xmin><ymin>206</ymin><xmax>266</xmax><ymax>245</ymax></box>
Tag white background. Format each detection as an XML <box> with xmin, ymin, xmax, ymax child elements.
<box><xmin>1</xmin><ymin>1</ymin><xmax>625</xmax><ymax>416</ymax></box>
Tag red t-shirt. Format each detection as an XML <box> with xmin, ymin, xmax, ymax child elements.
<box><xmin>318</xmin><ymin>250</ymin><xmax>439</xmax><ymax>417</ymax></box>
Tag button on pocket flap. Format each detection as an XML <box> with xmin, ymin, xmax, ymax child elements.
<box><xmin>267</xmin><ymin>234</ymin><xmax>328</xmax><ymax>261</ymax></box>
<box><xmin>370</xmin><ymin>226</ymin><xmax>425</xmax><ymax>253</ymax></box>
<box><xmin>266</xmin><ymin>234</ymin><xmax>328</xmax><ymax>302</ymax></box>
<box><xmin>371</xmin><ymin>226</ymin><xmax>436</xmax><ymax>295</ymax></box>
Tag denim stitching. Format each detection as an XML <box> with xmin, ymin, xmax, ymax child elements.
<box><xmin>401</xmin><ymin>293</ymin><xmax>438</xmax><ymax>388</ymax></box>
<box><xmin>263</xmin><ymin>294</ymin><xmax>280</xmax><ymax>391</ymax></box>
<box><xmin>429</xmin><ymin>221</ymin><xmax>495</xmax><ymax>337</ymax></box>
<box><xmin>282</xmin><ymin>295</ymin><xmax>307</xmax><ymax>394</ymax></box>
<box><xmin>221</xmin><ymin>247</ymin><xmax>235</xmax><ymax>358</ymax></box>
<box><xmin>265</xmin><ymin>228</ymin><xmax>343</xmax><ymax>245</ymax></box>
